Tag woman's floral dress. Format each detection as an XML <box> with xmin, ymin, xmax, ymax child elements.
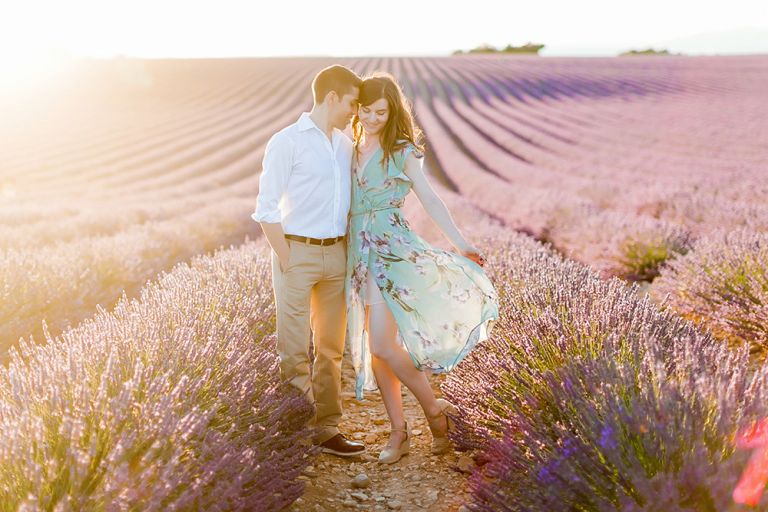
<box><xmin>344</xmin><ymin>141</ymin><xmax>499</xmax><ymax>400</ymax></box>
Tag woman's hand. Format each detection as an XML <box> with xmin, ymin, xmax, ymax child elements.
<box><xmin>461</xmin><ymin>245</ymin><xmax>486</xmax><ymax>267</ymax></box>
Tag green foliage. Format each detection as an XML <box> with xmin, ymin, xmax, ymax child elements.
<box><xmin>453</xmin><ymin>42</ymin><xmax>545</xmax><ymax>55</ymax></box>
<box><xmin>618</xmin><ymin>235</ymin><xmax>690</xmax><ymax>282</ymax></box>
<box><xmin>620</xmin><ymin>48</ymin><xmax>682</xmax><ymax>56</ymax></box>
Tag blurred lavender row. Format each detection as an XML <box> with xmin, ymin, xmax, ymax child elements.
<box><xmin>442</xmin><ymin>232</ymin><xmax>768</xmax><ymax>511</ymax></box>
<box><xmin>0</xmin><ymin>241</ymin><xmax>316</xmax><ymax>511</ymax></box>
<box><xmin>0</xmin><ymin>199</ymin><xmax>257</xmax><ymax>362</ymax></box>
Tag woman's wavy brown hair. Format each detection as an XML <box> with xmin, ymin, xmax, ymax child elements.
<box><xmin>352</xmin><ymin>72</ymin><xmax>425</xmax><ymax>167</ymax></box>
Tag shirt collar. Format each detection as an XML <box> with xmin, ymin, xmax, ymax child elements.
<box><xmin>297</xmin><ymin>112</ymin><xmax>341</xmax><ymax>147</ymax></box>
<box><xmin>297</xmin><ymin>112</ymin><xmax>316</xmax><ymax>132</ymax></box>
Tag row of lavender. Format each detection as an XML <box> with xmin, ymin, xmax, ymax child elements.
<box><xmin>442</xmin><ymin>230</ymin><xmax>768</xmax><ymax>510</ymax></box>
<box><xmin>381</xmin><ymin>56</ymin><xmax>768</xmax><ymax>285</ymax></box>
<box><xmin>0</xmin><ymin>241</ymin><xmax>316</xmax><ymax>510</ymax></box>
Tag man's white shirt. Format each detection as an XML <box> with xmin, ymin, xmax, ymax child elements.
<box><xmin>252</xmin><ymin>112</ymin><xmax>353</xmax><ymax>238</ymax></box>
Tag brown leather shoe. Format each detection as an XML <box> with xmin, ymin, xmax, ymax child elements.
<box><xmin>319</xmin><ymin>434</ymin><xmax>366</xmax><ymax>457</ymax></box>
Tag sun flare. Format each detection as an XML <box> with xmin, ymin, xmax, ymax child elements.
<box><xmin>0</xmin><ymin>48</ymin><xmax>73</xmax><ymax>94</ymax></box>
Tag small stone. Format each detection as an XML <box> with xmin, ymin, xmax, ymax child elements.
<box><xmin>353</xmin><ymin>432</ymin><xmax>366</xmax><ymax>440</ymax></box>
<box><xmin>302</xmin><ymin>465</ymin><xmax>318</xmax><ymax>478</ymax></box>
<box><xmin>425</xmin><ymin>490</ymin><xmax>439</xmax><ymax>505</ymax></box>
<box><xmin>352</xmin><ymin>473</ymin><xmax>371</xmax><ymax>489</ymax></box>
<box><xmin>351</xmin><ymin>492</ymin><xmax>369</xmax><ymax>502</ymax></box>
<box><xmin>365</xmin><ymin>433</ymin><xmax>378</xmax><ymax>444</ymax></box>
<box><xmin>342</xmin><ymin>499</ymin><xmax>357</xmax><ymax>507</ymax></box>
<box><xmin>456</xmin><ymin>454</ymin><xmax>474</xmax><ymax>474</ymax></box>
<box><xmin>458</xmin><ymin>506</ymin><xmax>471</xmax><ymax>512</ymax></box>
<box><xmin>373</xmin><ymin>418</ymin><xmax>388</xmax><ymax>425</ymax></box>
<box><xmin>375</xmin><ymin>496</ymin><xmax>386</xmax><ymax>502</ymax></box>
<box><xmin>412</xmin><ymin>429</ymin><xmax>422</xmax><ymax>436</ymax></box>
<box><xmin>387</xmin><ymin>500</ymin><xmax>402</xmax><ymax>510</ymax></box>
<box><xmin>412</xmin><ymin>475</ymin><xmax>421</xmax><ymax>482</ymax></box>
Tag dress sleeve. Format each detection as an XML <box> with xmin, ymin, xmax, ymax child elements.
<box><xmin>388</xmin><ymin>142</ymin><xmax>423</xmax><ymax>182</ymax></box>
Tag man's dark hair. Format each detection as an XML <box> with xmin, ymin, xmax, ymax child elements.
<box><xmin>312</xmin><ymin>65</ymin><xmax>362</xmax><ymax>104</ymax></box>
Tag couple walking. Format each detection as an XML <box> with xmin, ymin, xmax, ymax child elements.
<box><xmin>252</xmin><ymin>64</ymin><xmax>499</xmax><ymax>464</ymax></box>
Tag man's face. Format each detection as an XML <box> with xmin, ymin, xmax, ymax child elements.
<box><xmin>330</xmin><ymin>86</ymin><xmax>359</xmax><ymax>130</ymax></box>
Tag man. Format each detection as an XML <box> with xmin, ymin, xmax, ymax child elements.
<box><xmin>252</xmin><ymin>64</ymin><xmax>365</xmax><ymax>457</ymax></box>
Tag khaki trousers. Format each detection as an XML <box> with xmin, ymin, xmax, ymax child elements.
<box><xmin>271</xmin><ymin>237</ymin><xmax>347</xmax><ymax>444</ymax></box>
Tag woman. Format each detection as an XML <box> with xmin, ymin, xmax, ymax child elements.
<box><xmin>344</xmin><ymin>72</ymin><xmax>499</xmax><ymax>464</ymax></box>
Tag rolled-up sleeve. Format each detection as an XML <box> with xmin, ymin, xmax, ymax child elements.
<box><xmin>251</xmin><ymin>132</ymin><xmax>293</xmax><ymax>224</ymax></box>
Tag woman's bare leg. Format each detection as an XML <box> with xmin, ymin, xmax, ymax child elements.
<box><xmin>367</xmin><ymin>302</ymin><xmax>447</xmax><ymax>438</ymax></box>
<box><xmin>366</xmin><ymin>305</ymin><xmax>407</xmax><ymax>446</ymax></box>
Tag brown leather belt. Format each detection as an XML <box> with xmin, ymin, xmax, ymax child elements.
<box><xmin>285</xmin><ymin>234</ymin><xmax>345</xmax><ymax>246</ymax></box>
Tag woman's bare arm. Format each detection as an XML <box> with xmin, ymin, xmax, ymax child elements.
<box><xmin>402</xmin><ymin>151</ymin><xmax>474</xmax><ymax>254</ymax></box>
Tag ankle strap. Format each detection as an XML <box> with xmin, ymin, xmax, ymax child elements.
<box><xmin>391</xmin><ymin>422</ymin><xmax>408</xmax><ymax>432</ymax></box>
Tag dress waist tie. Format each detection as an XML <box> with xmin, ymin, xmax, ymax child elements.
<box><xmin>350</xmin><ymin>204</ymin><xmax>402</xmax><ymax>217</ymax></box>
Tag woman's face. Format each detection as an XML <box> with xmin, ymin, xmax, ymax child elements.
<box><xmin>358</xmin><ymin>98</ymin><xmax>389</xmax><ymax>137</ymax></box>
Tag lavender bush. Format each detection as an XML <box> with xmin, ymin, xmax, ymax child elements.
<box><xmin>442</xmin><ymin>232</ymin><xmax>700</xmax><ymax>451</ymax></box>
<box><xmin>650</xmin><ymin>229</ymin><xmax>768</xmax><ymax>355</ymax></box>
<box><xmin>442</xmin><ymin>235</ymin><xmax>768</xmax><ymax>511</ymax></box>
<box><xmin>0</xmin><ymin>242</ymin><xmax>316</xmax><ymax>511</ymax></box>
<box><xmin>467</xmin><ymin>329</ymin><xmax>768</xmax><ymax>511</ymax></box>
<box><xmin>616</xmin><ymin>226</ymin><xmax>692</xmax><ymax>282</ymax></box>
<box><xmin>550</xmin><ymin>209</ymin><xmax>693</xmax><ymax>281</ymax></box>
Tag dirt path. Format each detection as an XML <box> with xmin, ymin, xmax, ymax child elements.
<box><xmin>286</xmin><ymin>348</ymin><xmax>475</xmax><ymax>511</ymax></box>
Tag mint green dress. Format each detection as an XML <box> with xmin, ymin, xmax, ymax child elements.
<box><xmin>344</xmin><ymin>142</ymin><xmax>500</xmax><ymax>400</ymax></box>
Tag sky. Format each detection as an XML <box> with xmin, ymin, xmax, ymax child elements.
<box><xmin>0</xmin><ymin>0</ymin><xmax>766</xmax><ymax>66</ymax></box>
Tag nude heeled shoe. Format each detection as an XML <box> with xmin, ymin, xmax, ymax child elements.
<box><xmin>378</xmin><ymin>422</ymin><xmax>411</xmax><ymax>464</ymax></box>
<box><xmin>427</xmin><ymin>398</ymin><xmax>458</xmax><ymax>455</ymax></box>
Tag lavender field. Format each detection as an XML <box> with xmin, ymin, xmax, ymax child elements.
<box><xmin>1</xmin><ymin>55</ymin><xmax>767</xmax><ymax>510</ymax></box>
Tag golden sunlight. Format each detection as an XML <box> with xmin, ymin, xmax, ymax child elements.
<box><xmin>0</xmin><ymin>48</ymin><xmax>72</xmax><ymax>93</ymax></box>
